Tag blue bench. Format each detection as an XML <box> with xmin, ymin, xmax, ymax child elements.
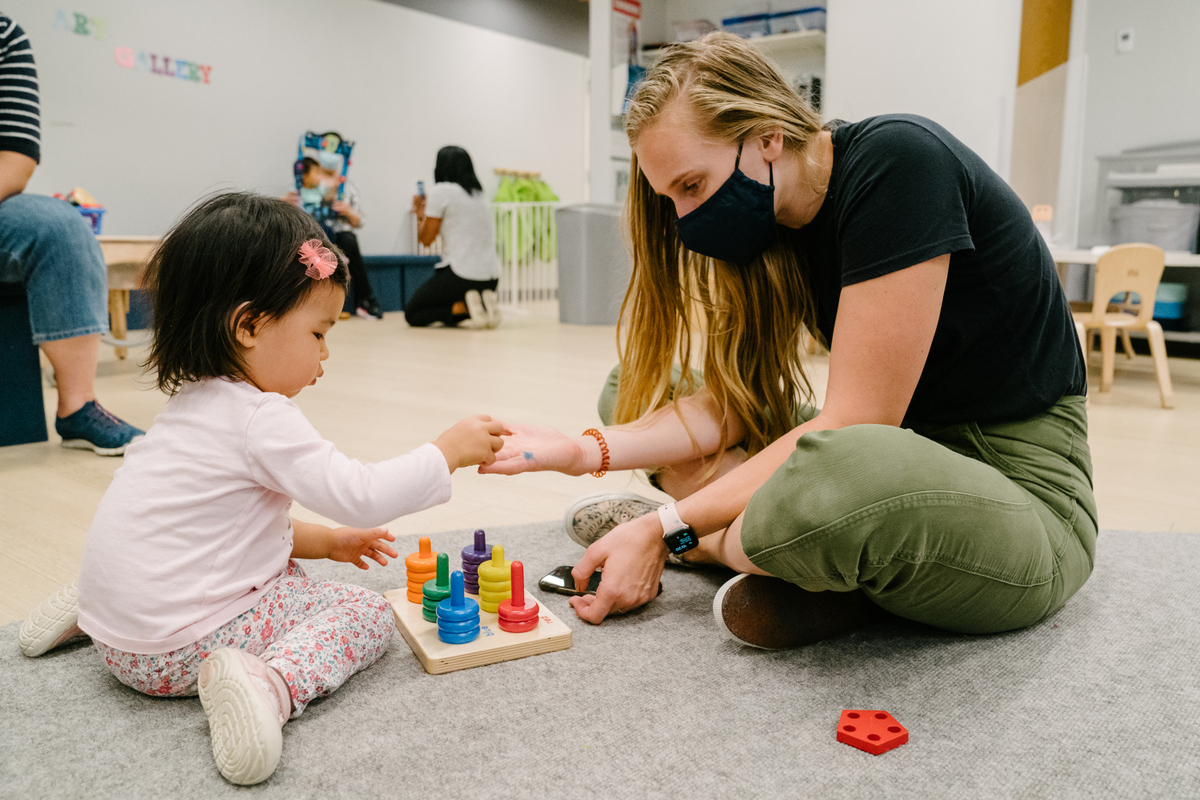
<box><xmin>122</xmin><ymin>257</ymin><xmax>440</xmax><ymax>324</ymax></box>
<box><xmin>0</xmin><ymin>282</ymin><xmax>48</xmax><ymax>446</ymax></box>
<box><xmin>362</xmin><ymin>255</ymin><xmax>440</xmax><ymax>313</ymax></box>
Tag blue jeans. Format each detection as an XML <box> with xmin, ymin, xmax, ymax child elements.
<box><xmin>0</xmin><ymin>194</ymin><xmax>109</xmax><ymax>344</ymax></box>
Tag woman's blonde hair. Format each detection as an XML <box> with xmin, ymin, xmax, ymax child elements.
<box><xmin>615</xmin><ymin>31</ymin><xmax>823</xmax><ymax>459</ymax></box>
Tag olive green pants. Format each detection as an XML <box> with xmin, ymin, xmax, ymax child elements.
<box><xmin>598</xmin><ymin>366</ymin><xmax>1098</xmax><ymax>634</ymax></box>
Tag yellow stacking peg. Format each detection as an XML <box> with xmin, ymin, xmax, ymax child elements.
<box><xmin>475</xmin><ymin>544</ymin><xmax>512</xmax><ymax>613</ymax></box>
<box><xmin>405</xmin><ymin>536</ymin><xmax>439</xmax><ymax>603</ymax></box>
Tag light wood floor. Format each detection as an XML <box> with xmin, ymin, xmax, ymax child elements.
<box><xmin>2</xmin><ymin>306</ymin><xmax>1198</xmax><ymax>626</ymax></box>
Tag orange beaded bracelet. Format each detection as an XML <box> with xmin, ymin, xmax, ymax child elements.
<box><xmin>582</xmin><ymin>428</ymin><xmax>610</xmax><ymax>478</ymax></box>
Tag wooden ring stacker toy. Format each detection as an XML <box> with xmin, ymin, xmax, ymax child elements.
<box><xmin>497</xmin><ymin>561</ymin><xmax>540</xmax><ymax>633</ymax></box>
<box><xmin>405</xmin><ymin>536</ymin><xmax>439</xmax><ymax>603</ymax></box>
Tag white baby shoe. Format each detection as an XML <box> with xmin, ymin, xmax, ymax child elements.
<box><xmin>198</xmin><ymin>648</ymin><xmax>290</xmax><ymax>785</ymax></box>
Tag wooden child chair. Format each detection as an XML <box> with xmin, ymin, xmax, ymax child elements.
<box><xmin>1072</xmin><ymin>243</ymin><xmax>1173</xmax><ymax>408</ymax></box>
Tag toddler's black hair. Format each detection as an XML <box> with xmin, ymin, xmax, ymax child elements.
<box><xmin>143</xmin><ymin>191</ymin><xmax>350</xmax><ymax>395</ymax></box>
<box><xmin>300</xmin><ymin>156</ymin><xmax>320</xmax><ymax>175</ymax></box>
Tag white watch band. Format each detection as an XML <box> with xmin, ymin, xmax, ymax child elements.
<box><xmin>657</xmin><ymin>502</ymin><xmax>686</xmax><ymax>537</ymax></box>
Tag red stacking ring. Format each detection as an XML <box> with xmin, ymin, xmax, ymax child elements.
<box><xmin>497</xmin><ymin>561</ymin><xmax>540</xmax><ymax>633</ymax></box>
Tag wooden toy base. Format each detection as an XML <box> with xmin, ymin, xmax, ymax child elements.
<box><xmin>384</xmin><ymin>589</ymin><xmax>572</xmax><ymax>675</ymax></box>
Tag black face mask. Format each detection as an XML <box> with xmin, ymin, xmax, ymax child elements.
<box><xmin>675</xmin><ymin>142</ymin><xmax>776</xmax><ymax>265</ymax></box>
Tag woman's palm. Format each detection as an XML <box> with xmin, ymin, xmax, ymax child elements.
<box><xmin>479</xmin><ymin>423</ymin><xmax>588</xmax><ymax>475</ymax></box>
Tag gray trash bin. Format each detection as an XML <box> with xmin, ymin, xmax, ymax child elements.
<box><xmin>557</xmin><ymin>203</ymin><xmax>631</xmax><ymax>325</ymax></box>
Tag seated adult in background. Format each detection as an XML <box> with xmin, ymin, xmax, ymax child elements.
<box><xmin>406</xmin><ymin>146</ymin><xmax>500</xmax><ymax>329</ymax></box>
<box><xmin>320</xmin><ymin>152</ymin><xmax>383</xmax><ymax>319</ymax></box>
<box><xmin>284</xmin><ymin>154</ymin><xmax>382</xmax><ymax>319</ymax></box>
<box><xmin>0</xmin><ymin>14</ymin><xmax>144</xmax><ymax>455</ymax></box>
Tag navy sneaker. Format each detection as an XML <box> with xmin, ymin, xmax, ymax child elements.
<box><xmin>55</xmin><ymin>401</ymin><xmax>145</xmax><ymax>456</ymax></box>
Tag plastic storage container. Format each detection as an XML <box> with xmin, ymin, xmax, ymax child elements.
<box><xmin>556</xmin><ymin>204</ymin><xmax>631</xmax><ymax>325</ymax></box>
<box><xmin>1111</xmin><ymin>200</ymin><xmax>1200</xmax><ymax>253</ymax></box>
<box><xmin>1154</xmin><ymin>282</ymin><xmax>1189</xmax><ymax>331</ymax></box>
<box><xmin>721</xmin><ymin>12</ymin><xmax>771</xmax><ymax>38</ymax></box>
<box><xmin>76</xmin><ymin>206</ymin><xmax>105</xmax><ymax>234</ymax></box>
<box><xmin>769</xmin><ymin>5</ymin><xmax>827</xmax><ymax>34</ymax></box>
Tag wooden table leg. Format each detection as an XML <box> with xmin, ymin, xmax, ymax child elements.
<box><xmin>108</xmin><ymin>289</ymin><xmax>129</xmax><ymax>360</ymax></box>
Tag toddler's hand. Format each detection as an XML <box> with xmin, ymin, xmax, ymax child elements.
<box><xmin>433</xmin><ymin>415</ymin><xmax>505</xmax><ymax>473</ymax></box>
<box><xmin>328</xmin><ymin>527</ymin><xmax>398</xmax><ymax>570</ymax></box>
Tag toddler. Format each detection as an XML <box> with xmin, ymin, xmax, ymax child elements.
<box><xmin>23</xmin><ymin>193</ymin><xmax>503</xmax><ymax>785</ymax></box>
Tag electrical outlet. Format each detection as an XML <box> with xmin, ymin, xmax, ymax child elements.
<box><xmin>1117</xmin><ymin>28</ymin><xmax>1134</xmax><ymax>53</ymax></box>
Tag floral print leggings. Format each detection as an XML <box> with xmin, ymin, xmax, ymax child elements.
<box><xmin>94</xmin><ymin>561</ymin><xmax>394</xmax><ymax>718</ymax></box>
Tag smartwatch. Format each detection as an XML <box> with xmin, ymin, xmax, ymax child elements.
<box><xmin>656</xmin><ymin>502</ymin><xmax>699</xmax><ymax>555</ymax></box>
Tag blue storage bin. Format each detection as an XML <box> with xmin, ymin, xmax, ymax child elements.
<box><xmin>722</xmin><ymin>12</ymin><xmax>770</xmax><ymax>38</ymax></box>
<box><xmin>769</xmin><ymin>6</ymin><xmax>827</xmax><ymax>34</ymax></box>
<box><xmin>1153</xmin><ymin>283</ymin><xmax>1187</xmax><ymax>320</ymax></box>
<box><xmin>77</xmin><ymin>206</ymin><xmax>105</xmax><ymax>234</ymax></box>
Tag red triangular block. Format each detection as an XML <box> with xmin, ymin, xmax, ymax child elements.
<box><xmin>836</xmin><ymin>709</ymin><xmax>909</xmax><ymax>755</ymax></box>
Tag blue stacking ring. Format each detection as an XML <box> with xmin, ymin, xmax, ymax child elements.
<box><xmin>438</xmin><ymin>626</ymin><xmax>480</xmax><ymax>644</ymax></box>
<box><xmin>437</xmin><ymin>616</ymin><xmax>480</xmax><ymax>634</ymax></box>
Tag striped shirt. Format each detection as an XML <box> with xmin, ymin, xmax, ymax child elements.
<box><xmin>0</xmin><ymin>14</ymin><xmax>39</xmax><ymax>162</ymax></box>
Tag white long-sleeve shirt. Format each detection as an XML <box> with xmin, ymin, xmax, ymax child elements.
<box><xmin>77</xmin><ymin>378</ymin><xmax>450</xmax><ymax>654</ymax></box>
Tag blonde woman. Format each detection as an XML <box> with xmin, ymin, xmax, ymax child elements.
<box><xmin>482</xmin><ymin>33</ymin><xmax>1094</xmax><ymax>649</ymax></box>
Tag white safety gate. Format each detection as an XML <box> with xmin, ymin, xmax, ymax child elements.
<box><xmin>411</xmin><ymin>202</ymin><xmax>559</xmax><ymax>313</ymax></box>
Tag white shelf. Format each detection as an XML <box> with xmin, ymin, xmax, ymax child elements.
<box><xmin>641</xmin><ymin>29</ymin><xmax>825</xmax><ymax>65</ymax></box>
<box><xmin>749</xmin><ymin>28</ymin><xmax>826</xmax><ymax>56</ymax></box>
<box><xmin>1105</xmin><ymin>171</ymin><xmax>1200</xmax><ymax>189</ymax></box>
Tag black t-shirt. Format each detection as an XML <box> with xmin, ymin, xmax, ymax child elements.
<box><xmin>794</xmin><ymin>114</ymin><xmax>1085</xmax><ymax>425</ymax></box>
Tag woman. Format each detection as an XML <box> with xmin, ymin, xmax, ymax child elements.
<box><xmin>481</xmin><ymin>33</ymin><xmax>1094</xmax><ymax>650</ymax></box>
<box><xmin>406</xmin><ymin>146</ymin><xmax>500</xmax><ymax>328</ymax></box>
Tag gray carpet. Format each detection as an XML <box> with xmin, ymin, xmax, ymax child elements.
<box><xmin>2</xmin><ymin>525</ymin><xmax>1198</xmax><ymax>799</ymax></box>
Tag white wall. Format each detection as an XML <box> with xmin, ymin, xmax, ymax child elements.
<box><xmin>1076</xmin><ymin>0</ymin><xmax>1200</xmax><ymax>246</ymax></box>
<box><xmin>823</xmin><ymin>0</ymin><xmax>1023</xmax><ymax>178</ymax></box>
<box><xmin>1010</xmin><ymin>63</ymin><xmax>1069</xmax><ymax>210</ymax></box>
<box><xmin>11</xmin><ymin>0</ymin><xmax>587</xmax><ymax>253</ymax></box>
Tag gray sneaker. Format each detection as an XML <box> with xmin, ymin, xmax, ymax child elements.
<box><xmin>563</xmin><ymin>491</ymin><xmax>659</xmax><ymax>548</ymax></box>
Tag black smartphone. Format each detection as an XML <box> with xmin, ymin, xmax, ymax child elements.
<box><xmin>538</xmin><ymin>565</ymin><xmax>601</xmax><ymax>596</ymax></box>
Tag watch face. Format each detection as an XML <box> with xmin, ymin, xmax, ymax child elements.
<box><xmin>664</xmin><ymin>528</ymin><xmax>699</xmax><ymax>555</ymax></box>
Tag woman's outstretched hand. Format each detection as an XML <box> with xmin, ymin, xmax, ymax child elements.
<box><xmin>569</xmin><ymin>513</ymin><xmax>667</xmax><ymax>624</ymax></box>
<box><xmin>477</xmin><ymin>423</ymin><xmax>592</xmax><ymax>476</ymax></box>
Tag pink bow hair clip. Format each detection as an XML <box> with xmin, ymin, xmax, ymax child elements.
<box><xmin>298</xmin><ymin>239</ymin><xmax>337</xmax><ymax>280</ymax></box>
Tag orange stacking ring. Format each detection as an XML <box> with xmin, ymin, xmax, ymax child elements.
<box><xmin>405</xmin><ymin>536</ymin><xmax>439</xmax><ymax>603</ymax></box>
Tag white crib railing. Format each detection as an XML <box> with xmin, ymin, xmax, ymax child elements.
<box><xmin>410</xmin><ymin>202</ymin><xmax>559</xmax><ymax>313</ymax></box>
<box><xmin>492</xmin><ymin>201</ymin><xmax>558</xmax><ymax>309</ymax></box>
